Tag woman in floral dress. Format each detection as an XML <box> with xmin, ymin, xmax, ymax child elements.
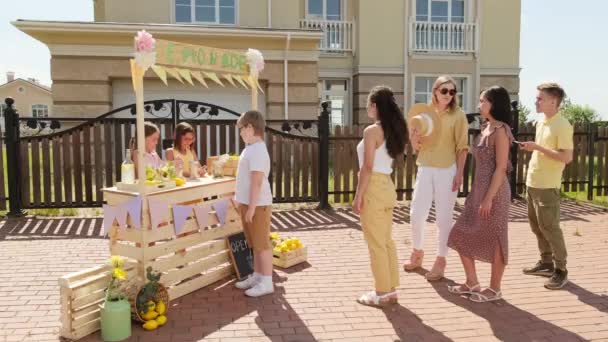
<box><xmin>447</xmin><ymin>86</ymin><xmax>514</xmax><ymax>302</ymax></box>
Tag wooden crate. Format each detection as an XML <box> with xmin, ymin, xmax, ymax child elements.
<box><xmin>273</xmin><ymin>247</ymin><xmax>307</xmax><ymax>268</ymax></box>
<box><xmin>103</xmin><ymin>177</ymin><xmax>240</xmax><ymax>301</ymax></box>
<box><xmin>59</xmin><ymin>263</ymin><xmax>139</xmax><ymax>341</ymax></box>
<box><xmin>207</xmin><ymin>155</ymin><xmax>239</xmax><ymax>177</ymax></box>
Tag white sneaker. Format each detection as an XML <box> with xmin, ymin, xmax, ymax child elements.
<box><xmin>235</xmin><ymin>274</ymin><xmax>259</xmax><ymax>289</ymax></box>
<box><xmin>244</xmin><ymin>281</ymin><xmax>274</xmax><ymax>297</ymax></box>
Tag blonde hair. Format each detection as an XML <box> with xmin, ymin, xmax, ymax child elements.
<box><xmin>537</xmin><ymin>82</ymin><xmax>566</xmax><ymax>107</ymax></box>
<box><xmin>237</xmin><ymin>110</ymin><xmax>266</xmax><ymax>137</ymax></box>
<box><xmin>431</xmin><ymin>75</ymin><xmax>460</xmax><ymax>113</ymax></box>
<box><xmin>129</xmin><ymin>122</ymin><xmax>159</xmax><ymax>151</ymax></box>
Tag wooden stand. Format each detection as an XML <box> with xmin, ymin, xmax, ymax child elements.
<box><xmin>102</xmin><ymin>176</ymin><xmax>241</xmax><ymax>301</ymax></box>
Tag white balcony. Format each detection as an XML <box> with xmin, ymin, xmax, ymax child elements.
<box><xmin>410</xmin><ymin>20</ymin><xmax>478</xmax><ymax>54</ymax></box>
<box><xmin>299</xmin><ymin>18</ymin><xmax>355</xmax><ymax>54</ymax></box>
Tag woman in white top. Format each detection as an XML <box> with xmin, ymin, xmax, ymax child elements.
<box><xmin>353</xmin><ymin>85</ymin><xmax>408</xmax><ymax>307</ymax></box>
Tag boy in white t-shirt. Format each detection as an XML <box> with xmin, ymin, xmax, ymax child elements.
<box><xmin>234</xmin><ymin>110</ymin><xmax>274</xmax><ymax>297</ymax></box>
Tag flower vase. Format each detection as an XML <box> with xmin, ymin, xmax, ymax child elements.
<box><xmin>100</xmin><ymin>299</ymin><xmax>131</xmax><ymax>341</ymax></box>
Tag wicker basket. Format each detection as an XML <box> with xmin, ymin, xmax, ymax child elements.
<box><xmin>131</xmin><ymin>283</ymin><xmax>169</xmax><ymax>322</ymax></box>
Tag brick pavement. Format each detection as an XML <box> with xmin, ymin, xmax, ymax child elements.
<box><xmin>0</xmin><ymin>200</ymin><xmax>607</xmax><ymax>342</ymax></box>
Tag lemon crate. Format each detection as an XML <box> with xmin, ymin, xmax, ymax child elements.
<box><xmin>273</xmin><ymin>246</ymin><xmax>308</xmax><ymax>268</ymax></box>
<box><xmin>207</xmin><ymin>155</ymin><xmax>238</xmax><ymax>177</ymax></box>
<box><xmin>58</xmin><ymin>263</ymin><xmax>138</xmax><ymax>340</ymax></box>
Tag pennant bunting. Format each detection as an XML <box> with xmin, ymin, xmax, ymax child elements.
<box><xmin>223</xmin><ymin>73</ymin><xmax>237</xmax><ymax>87</ymax></box>
<box><xmin>123</xmin><ymin>195</ymin><xmax>142</xmax><ymax>229</ymax></box>
<box><xmin>151</xmin><ymin>65</ymin><xmax>168</xmax><ymax>86</ymax></box>
<box><xmin>190</xmin><ymin>70</ymin><xmax>209</xmax><ymax>88</ymax></box>
<box><xmin>172</xmin><ymin>205</ymin><xmax>193</xmax><ymax>235</ymax></box>
<box><xmin>204</xmin><ymin>72</ymin><xmax>224</xmax><ymax>87</ymax></box>
<box><xmin>212</xmin><ymin>198</ymin><xmax>230</xmax><ymax>226</ymax></box>
<box><xmin>194</xmin><ymin>204</ymin><xmax>211</xmax><ymax>230</ymax></box>
<box><xmin>166</xmin><ymin>67</ymin><xmax>184</xmax><ymax>83</ymax></box>
<box><xmin>115</xmin><ymin>206</ymin><xmax>128</xmax><ymax>229</ymax></box>
<box><xmin>178</xmin><ymin>68</ymin><xmax>194</xmax><ymax>86</ymax></box>
<box><xmin>103</xmin><ymin>204</ymin><xmax>118</xmax><ymax>235</ymax></box>
<box><xmin>233</xmin><ymin>75</ymin><xmax>249</xmax><ymax>90</ymax></box>
<box><xmin>148</xmin><ymin>198</ymin><xmax>169</xmax><ymax>229</ymax></box>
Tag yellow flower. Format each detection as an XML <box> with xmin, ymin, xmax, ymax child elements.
<box><xmin>110</xmin><ymin>255</ymin><xmax>125</xmax><ymax>268</ymax></box>
<box><xmin>113</xmin><ymin>267</ymin><xmax>127</xmax><ymax>280</ymax></box>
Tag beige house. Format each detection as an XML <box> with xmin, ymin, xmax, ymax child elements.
<box><xmin>0</xmin><ymin>72</ymin><xmax>53</xmax><ymax>132</ymax></box>
<box><xmin>14</xmin><ymin>0</ymin><xmax>520</xmax><ymax>125</ymax></box>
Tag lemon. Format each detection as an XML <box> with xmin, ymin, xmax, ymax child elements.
<box><xmin>155</xmin><ymin>301</ymin><xmax>166</xmax><ymax>315</ymax></box>
<box><xmin>155</xmin><ymin>315</ymin><xmax>167</xmax><ymax>326</ymax></box>
<box><xmin>173</xmin><ymin>178</ymin><xmax>186</xmax><ymax>186</ymax></box>
<box><xmin>142</xmin><ymin>310</ymin><xmax>159</xmax><ymax>321</ymax></box>
<box><xmin>142</xmin><ymin>320</ymin><xmax>159</xmax><ymax>331</ymax></box>
<box><xmin>146</xmin><ymin>300</ymin><xmax>156</xmax><ymax>311</ymax></box>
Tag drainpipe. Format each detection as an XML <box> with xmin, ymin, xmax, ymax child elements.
<box><xmin>284</xmin><ymin>33</ymin><xmax>291</xmax><ymax>120</ymax></box>
<box><xmin>475</xmin><ymin>0</ymin><xmax>482</xmax><ymax>110</ymax></box>
<box><xmin>267</xmin><ymin>0</ymin><xmax>272</xmax><ymax>27</ymax></box>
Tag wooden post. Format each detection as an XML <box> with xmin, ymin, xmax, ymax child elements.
<box><xmin>588</xmin><ymin>123</ymin><xmax>595</xmax><ymax>201</ymax></box>
<box><xmin>251</xmin><ymin>76</ymin><xmax>258</xmax><ymax>110</ymax></box>
<box><xmin>3</xmin><ymin>97</ymin><xmax>26</xmax><ymax>217</ymax></box>
<box><xmin>318</xmin><ymin>101</ymin><xmax>331</xmax><ymax>209</ymax></box>
<box><xmin>510</xmin><ymin>101</ymin><xmax>520</xmax><ymax>199</ymax></box>
<box><xmin>130</xmin><ymin>60</ymin><xmax>146</xmax><ymax>192</ymax></box>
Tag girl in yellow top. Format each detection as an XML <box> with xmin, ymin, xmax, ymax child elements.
<box><xmin>404</xmin><ymin>75</ymin><xmax>470</xmax><ymax>281</ymax></box>
<box><xmin>166</xmin><ymin>122</ymin><xmax>206</xmax><ymax>178</ymax></box>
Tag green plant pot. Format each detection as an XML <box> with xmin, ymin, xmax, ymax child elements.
<box><xmin>100</xmin><ymin>299</ymin><xmax>131</xmax><ymax>341</ymax></box>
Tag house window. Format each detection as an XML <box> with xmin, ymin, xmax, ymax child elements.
<box><xmin>307</xmin><ymin>0</ymin><xmax>341</xmax><ymax>20</ymax></box>
<box><xmin>319</xmin><ymin>79</ymin><xmax>350</xmax><ymax>127</ymax></box>
<box><xmin>176</xmin><ymin>0</ymin><xmax>236</xmax><ymax>24</ymax></box>
<box><xmin>414</xmin><ymin>76</ymin><xmax>468</xmax><ymax>111</ymax></box>
<box><xmin>32</xmin><ymin>104</ymin><xmax>49</xmax><ymax>118</ymax></box>
<box><xmin>416</xmin><ymin>0</ymin><xmax>465</xmax><ymax>22</ymax></box>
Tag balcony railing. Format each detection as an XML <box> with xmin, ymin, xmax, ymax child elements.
<box><xmin>299</xmin><ymin>18</ymin><xmax>355</xmax><ymax>54</ymax></box>
<box><xmin>410</xmin><ymin>20</ymin><xmax>478</xmax><ymax>53</ymax></box>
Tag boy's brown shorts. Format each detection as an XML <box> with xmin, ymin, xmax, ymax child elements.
<box><xmin>238</xmin><ymin>204</ymin><xmax>272</xmax><ymax>252</ymax></box>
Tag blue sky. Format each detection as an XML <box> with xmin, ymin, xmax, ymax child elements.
<box><xmin>1</xmin><ymin>0</ymin><xmax>606</xmax><ymax>120</ymax></box>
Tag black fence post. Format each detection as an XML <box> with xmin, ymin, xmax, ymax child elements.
<box><xmin>587</xmin><ymin>123</ymin><xmax>595</xmax><ymax>201</ymax></box>
<box><xmin>318</xmin><ymin>101</ymin><xmax>331</xmax><ymax>210</ymax></box>
<box><xmin>4</xmin><ymin>97</ymin><xmax>25</xmax><ymax>217</ymax></box>
<box><xmin>510</xmin><ymin>100</ymin><xmax>520</xmax><ymax>200</ymax></box>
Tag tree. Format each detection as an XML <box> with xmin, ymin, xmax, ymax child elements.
<box><xmin>517</xmin><ymin>103</ymin><xmax>531</xmax><ymax>124</ymax></box>
<box><xmin>561</xmin><ymin>98</ymin><xmax>599</xmax><ymax>123</ymax></box>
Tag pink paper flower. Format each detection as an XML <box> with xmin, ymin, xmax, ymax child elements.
<box><xmin>246</xmin><ymin>49</ymin><xmax>265</xmax><ymax>78</ymax></box>
<box><xmin>135</xmin><ymin>30</ymin><xmax>155</xmax><ymax>53</ymax></box>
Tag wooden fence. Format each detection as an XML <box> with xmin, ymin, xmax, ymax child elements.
<box><xmin>328</xmin><ymin>122</ymin><xmax>608</xmax><ymax>204</ymax></box>
<box><xmin>2</xmin><ymin>96</ymin><xmax>608</xmax><ymax>212</ymax></box>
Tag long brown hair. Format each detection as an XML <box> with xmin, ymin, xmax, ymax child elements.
<box><xmin>173</xmin><ymin>122</ymin><xmax>196</xmax><ymax>153</ymax></box>
<box><xmin>431</xmin><ymin>75</ymin><xmax>460</xmax><ymax>113</ymax></box>
<box><xmin>368</xmin><ymin>85</ymin><xmax>407</xmax><ymax>159</ymax></box>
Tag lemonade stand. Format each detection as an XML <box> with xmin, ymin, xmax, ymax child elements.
<box><xmin>58</xmin><ymin>31</ymin><xmax>265</xmax><ymax>340</ymax></box>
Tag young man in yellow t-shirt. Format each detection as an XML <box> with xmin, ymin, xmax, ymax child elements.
<box><xmin>520</xmin><ymin>82</ymin><xmax>573</xmax><ymax>290</ymax></box>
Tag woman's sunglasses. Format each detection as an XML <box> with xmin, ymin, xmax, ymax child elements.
<box><xmin>438</xmin><ymin>88</ymin><xmax>457</xmax><ymax>96</ymax></box>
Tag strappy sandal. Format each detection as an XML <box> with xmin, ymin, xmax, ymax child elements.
<box><xmin>425</xmin><ymin>259</ymin><xmax>446</xmax><ymax>282</ymax></box>
<box><xmin>403</xmin><ymin>249</ymin><xmax>424</xmax><ymax>271</ymax></box>
<box><xmin>447</xmin><ymin>282</ymin><xmax>481</xmax><ymax>295</ymax></box>
<box><xmin>356</xmin><ymin>291</ymin><xmax>398</xmax><ymax>308</ymax></box>
<box><xmin>469</xmin><ymin>288</ymin><xmax>502</xmax><ymax>303</ymax></box>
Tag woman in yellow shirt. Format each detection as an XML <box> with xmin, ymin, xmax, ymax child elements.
<box><xmin>166</xmin><ymin>122</ymin><xmax>206</xmax><ymax>178</ymax></box>
<box><xmin>404</xmin><ymin>75</ymin><xmax>470</xmax><ymax>281</ymax></box>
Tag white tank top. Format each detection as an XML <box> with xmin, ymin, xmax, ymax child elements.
<box><xmin>357</xmin><ymin>139</ymin><xmax>393</xmax><ymax>175</ymax></box>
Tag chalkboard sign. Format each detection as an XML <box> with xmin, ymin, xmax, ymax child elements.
<box><xmin>227</xmin><ymin>232</ymin><xmax>254</xmax><ymax>280</ymax></box>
